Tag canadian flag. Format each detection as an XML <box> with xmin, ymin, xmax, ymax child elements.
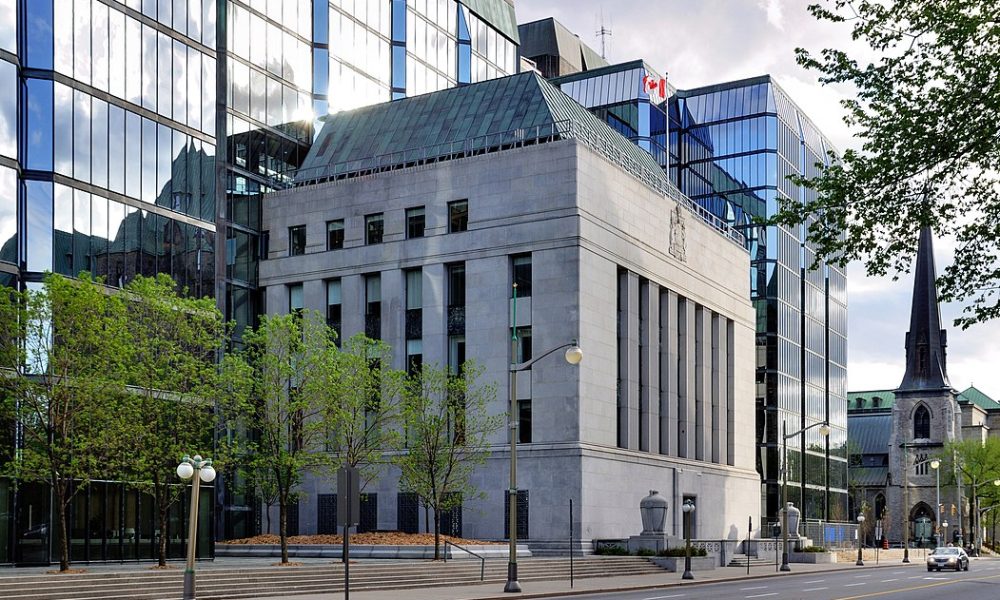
<box><xmin>642</xmin><ymin>74</ymin><xmax>667</xmax><ymax>99</ymax></box>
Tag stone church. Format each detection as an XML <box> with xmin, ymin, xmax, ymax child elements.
<box><xmin>847</xmin><ymin>228</ymin><xmax>1000</xmax><ymax>548</ymax></box>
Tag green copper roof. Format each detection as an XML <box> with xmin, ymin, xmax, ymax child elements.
<box><xmin>846</xmin><ymin>390</ymin><xmax>896</xmax><ymax>411</ymax></box>
<box><xmin>297</xmin><ymin>71</ymin><xmax>667</xmax><ymax>184</ymax></box>
<box><xmin>459</xmin><ymin>0</ymin><xmax>518</xmax><ymax>43</ymax></box>
<box><xmin>957</xmin><ymin>386</ymin><xmax>1000</xmax><ymax>410</ymax></box>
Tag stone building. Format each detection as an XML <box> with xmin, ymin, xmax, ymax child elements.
<box><xmin>259</xmin><ymin>72</ymin><xmax>761</xmax><ymax>545</ymax></box>
<box><xmin>847</xmin><ymin>228</ymin><xmax>1000</xmax><ymax>547</ymax></box>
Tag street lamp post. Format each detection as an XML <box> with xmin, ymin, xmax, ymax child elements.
<box><xmin>856</xmin><ymin>513</ymin><xmax>866</xmax><ymax>566</ymax></box>
<box><xmin>931</xmin><ymin>459</ymin><xmax>941</xmax><ymax>547</ymax></box>
<box><xmin>505</xmin><ymin>283</ymin><xmax>583</xmax><ymax>593</ymax></box>
<box><xmin>780</xmin><ymin>419</ymin><xmax>831</xmax><ymax>572</ymax></box>
<box><xmin>942</xmin><ymin>520</ymin><xmax>949</xmax><ymax>546</ymax></box>
<box><xmin>682</xmin><ymin>499</ymin><xmax>696</xmax><ymax>580</ymax></box>
<box><xmin>176</xmin><ymin>455</ymin><xmax>216</xmax><ymax>600</ymax></box>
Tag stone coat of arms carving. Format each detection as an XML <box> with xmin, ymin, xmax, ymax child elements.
<box><xmin>669</xmin><ymin>204</ymin><xmax>687</xmax><ymax>261</ymax></box>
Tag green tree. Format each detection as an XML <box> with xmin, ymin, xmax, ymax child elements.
<box><xmin>944</xmin><ymin>438</ymin><xmax>1000</xmax><ymax>549</ymax></box>
<box><xmin>316</xmin><ymin>333</ymin><xmax>405</xmax><ymax>487</ymax></box>
<box><xmin>119</xmin><ymin>274</ymin><xmax>226</xmax><ymax>567</ymax></box>
<box><xmin>773</xmin><ymin>1</ymin><xmax>1000</xmax><ymax>327</ymax></box>
<box><xmin>218</xmin><ymin>312</ymin><xmax>334</xmax><ymax>564</ymax></box>
<box><xmin>0</xmin><ymin>274</ymin><xmax>131</xmax><ymax>571</ymax></box>
<box><xmin>396</xmin><ymin>361</ymin><xmax>502</xmax><ymax>559</ymax></box>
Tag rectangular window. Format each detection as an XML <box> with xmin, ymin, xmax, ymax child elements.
<box><xmin>518</xmin><ymin>399</ymin><xmax>531</xmax><ymax>444</ymax></box>
<box><xmin>288</xmin><ymin>283</ymin><xmax>303</xmax><ymax>314</ymax></box>
<box><xmin>405</xmin><ymin>269</ymin><xmax>423</xmax><ymax>310</ymax></box>
<box><xmin>406</xmin><ymin>206</ymin><xmax>425</xmax><ymax>239</ymax></box>
<box><xmin>327</xmin><ymin>278</ymin><xmax>342</xmax><ymax>344</ymax></box>
<box><xmin>448</xmin><ymin>200</ymin><xmax>468</xmax><ymax>233</ymax></box>
<box><xmin>447</xmin><ymin>264</ymin><xmax>466</xmax><ymax>308</ymax></box>
<box><xmin>260</xmin><ymin>230</ymin><xmax>270</xmax><ymax>260</ymax></box>
<box><xmin>365</xmin><ymin>273</ymin><xmax>381</xmax><ymax>339</ymax></box>
<box><xmin>513</xmin><ymin>326</ymin><xmax>532</xmax><ymax>363</ymax></box>
<box><xmin>365</xmin><ymin>213</ymin><xmax>384</xmax><ymax>244</ymax></box>
<box><xmin>289</xmin><ymin>225</ymin><xmax>306</xmax><ymax>256</ymax></box>
<box><xmin>512</xmin><ymin>254</ymin><xmax>532</xmax><ymax>298</ymax></box>
<box><xmin>326</xmin><ymin>219</ymin><xmax>344</xmax><ymax>250</ymax></box>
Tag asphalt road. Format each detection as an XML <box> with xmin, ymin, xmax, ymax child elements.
<box><xmin>531</xmin><ymin>558</ymin><xmax>1000</xmax><ymax>600</ymax></box>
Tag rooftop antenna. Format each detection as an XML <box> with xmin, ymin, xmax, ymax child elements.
<box><xmin>596</xmin><ymin>10</ymin><xmax>612</xmax><ymax>60</ymax></box>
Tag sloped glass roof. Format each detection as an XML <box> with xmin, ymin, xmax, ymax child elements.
<box><xmin>458</xmin><ymin>0</ymin><xmax>519</xmax><ymax>43</ymax></box>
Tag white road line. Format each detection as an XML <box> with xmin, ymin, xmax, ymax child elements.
<box><xmin>854</xmin><ymin>574</ymin><xmax>871</xmax><ymax>578</ymax></box>
<box><xmin>745</xmin><ymin>594</ymin><xmax>778</xmax><ymax>599</ymax></box>
<box><xmin>801</xmin><ymin>587</ymin><xmax>828</xmax><ymax>592</ymax></box>
<box><xmin>643</xmin><ymin>595</ymin><xmax>683</xmax><ymax>600</ymax></box>
<box><xmin>844</xmin><ymin>582</ymin><xmax>866</xmax><ymax>587</ymax></box>
<box><xmin>891</xmin><ymin>570</ymin><xmax>907</xmax><ymax>574</ymax></box>
<box><xmin>740</xmin><ymin>586</ymin><xmax>768</xmax><ymax>590</ymax></box>
<box><xmin>803</xmin><ymin>579</ymin><xmax>825</xmax><ymax>583</ymax></box>
<box><xmin>880</xmin><ymin>578</ymin><xmax>899</xmax><ymax>582</ymax></box>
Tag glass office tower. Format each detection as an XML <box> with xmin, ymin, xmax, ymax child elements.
<box><xmin>671</xmin><ymin>76</ymin><xmax>849</xmax><ymax>525</ymax></box>
<box><xmin>3</xmin><ymin>0</ymin><xmax>219</xmax><ymax>565</ymax></box>
<box><xmin>1</xmin><ymin>0</ymin><xmax>519</xmax><ymax>563</ymax></box>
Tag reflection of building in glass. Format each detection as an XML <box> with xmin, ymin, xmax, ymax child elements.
<box><xmin>672</xmin><ymin>77</ymin><xmax>848</xmax><ymax>525</ymax></box>
<box><xmin>3</xmin><ymin>0</ymin><xmax>219</xmax><ymax>566</ymax></box>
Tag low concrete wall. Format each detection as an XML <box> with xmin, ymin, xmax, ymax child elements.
<box><xmin>650</xmin><ymin>556</ymin><xmax>716</xmax><ymax>572</ymax></box>
<box><xmin>216</xmin><ymin>544</ymin><xmax>530</xmax><ymax>559</ymax></box>
<box><xmin>789</xmin><ymin>551</ymin><xmax>838</xmax><ymax>564</ymax></box>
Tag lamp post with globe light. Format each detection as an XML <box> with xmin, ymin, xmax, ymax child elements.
<box><xmin>504</xmin><ymin>283</ymin><xmax>583</xmax><ymax>593</ymax></box>
<box><xmin>177</xmin><ymin>455</ymin><xmax>216</xmax><ymax>600</ymax></box>
<box><xmin>682</xmin><ymin>499</ymin><xmax>696</xmax><ymax>580</ymax></box>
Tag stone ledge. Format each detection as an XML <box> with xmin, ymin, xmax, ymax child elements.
<box><xmin>216</xmin><ymin>543</ymin><xmax>530</xmax><ymax>559</ymax></box>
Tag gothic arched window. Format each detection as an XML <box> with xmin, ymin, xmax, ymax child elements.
<box><xmin>914</xmin><ymin>405</ymin><xmax>931</xmax><ymax>439</ymax></box>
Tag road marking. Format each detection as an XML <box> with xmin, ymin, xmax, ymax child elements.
<box><xmin>833</xmin><ymin>572</ymin><xmax>1000</xmax><ymax>599</ymax></box>
<box><xmin>740</xmin><ymin>586</ymin><xmax>768</xmax><ymax>590</ymax></box>
<box><xmin>643</xmin><ymin>595</ymin><xmax>683</xmax><ymax>600</ymax></box>
<box><xmin>854</xmin><ymin>574</ymin><xmax>871</xmax><ymax>578</ymax></box>
<box><xmin>802</xmin><ymin>587</ymin><xmax>828</xmax><ymax>592</ymax></box>
<box><xmin>803</xmin><ymin>579</ymin><xmax>825</xmax><ymax>583</ymax></box>
<box><xmin>844</xmin><ymin>582</ymin><xmax>866</xmax><ymax>587</ymax></box>
<box><xmin>890</xmin><ymin>570</ymin><xmax>907</xmax><ymax>574</ymax></box>
<box><xmin>879</xmin><ymin>578</ymin><xmax>898</xmax><ymax>582</ymax></box>
<box><xmin>745</xmin><ymin>594</ymin><xmax>777</xmax><ymax>599</ymax></box>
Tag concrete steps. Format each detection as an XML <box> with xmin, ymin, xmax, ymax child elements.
<box><xmin>727</xmin><ymin>554</ymin><xmax>775</xmax><ymax>568</ymax></box>
<box><xmin>0</xmin><ymin>557</ymin><xmax>666</xmax><ymax>600</ymax></box>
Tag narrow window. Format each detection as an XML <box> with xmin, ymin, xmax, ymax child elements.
<box><xmin>406</xmin><ymin>206</ymin><xmax>425</xmax><ymax>239</ymax></box>
<box><xmin>365</xmin><ymin>213</ymin><xmax>383</xmax><ymax>245</ymax></box>
<box><xmin>288</xmin><ymin>283</ymin><xmax>303</xmax><ymax>316</ymax></box>
<box><xmin>512</xmin><ymin>254</ymin><xmax>531</xmax><ymax>297</ymax></box>
<box><xmin>914</xmin><ymin>405</ymin><xmax>931</xmax><ymax>439</ymax></box>
<box><xmin>327</xmin><ymin>219</ymin><xmax>344</xmax><ymax>250</ymax></box>
<box><xmin>448</xmin><ymin>200</ymin><xmax>468</xmax><ymax>233</ymax></box>
<box><xmin>365</xmin><ymin>273</ymin><xmax>381</xmax><ymax>339</ymax></box>
<box><xmin>289</xmin><ymin>225</ymin><xmax>306</xmax><ymax>256</ymax></box>
<box><xmin>327</xmin><ymin>279</ymin><xmax>342</xmax><ymax>345</ymax></box>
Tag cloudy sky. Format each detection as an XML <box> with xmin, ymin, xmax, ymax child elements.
<box><xmin>518</xmin><ymin>0</ymin><xmax>1000</xmax><ymax>398</ymax></box>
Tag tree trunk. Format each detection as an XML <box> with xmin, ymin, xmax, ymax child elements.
<box><xmin>433</xmin><ymin>508</ymin><xmax>440</xmax><ymax>560</ymax></box>
<box><xmin>265</xmin><ymin>502</ymin><xmax>271</xmax><ymax>535</ymax></box>
<box><xmin>279</xmin><ymin>496</ymin><xmax>288</xmax><ymax>564</ymax></box>
<box><xmin>158</xmin><ymin>500</ymin><xmax>170</xmax><ymax>567</ymax></box>
<box><xmin>56</xmin><ymin>484</ymin><xmax>70</xmax><ymax>572</ymax></box>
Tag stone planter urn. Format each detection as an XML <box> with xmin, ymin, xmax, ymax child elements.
<box><xmin>640</xmin><ymin>490</ymin><xmax>668</xmax><ymax>535</ymax></box>
<box><xmin>783</xmin><ymin>502</ymin><xmax>801</xmax><ymax>539</ymax></box>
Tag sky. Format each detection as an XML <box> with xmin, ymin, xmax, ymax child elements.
<box><xmin>517</xmin><ymin>0</ymin><xmax>1000</xmax><ymax>399</ymax></box>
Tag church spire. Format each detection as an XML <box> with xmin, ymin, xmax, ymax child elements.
<box><xmin>897</xmin><ymin>227</ymin><xmax>950</xmax><ymax>391</ymax></box>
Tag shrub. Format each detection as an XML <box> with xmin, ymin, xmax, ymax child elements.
<box><xmin>801</xmin><ymin>546</ymin><xmax>827</xmax><ymax>553</ymax></box>
<box><xmin>635</xmin><ymin>548</ymin><xmax>656</xmax><ymax>557</ymax></box>
<box><xmin>595</xmin><ymin>544</ymin><xmax>630</xmax><ymax>556</ymax></box>
<box><xmin>657</xmin><ymin>547</ymin><xmax>708</xmax><ymax>557</ymax></box>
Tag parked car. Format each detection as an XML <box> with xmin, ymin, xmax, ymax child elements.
<box><xmin>926</xmin><ymin>546</ymin><xmax>969</xmax><ymax>572</ymax></box>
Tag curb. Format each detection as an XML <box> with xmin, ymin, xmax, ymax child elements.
<box><xmin>457</xmin><ymin>560</ymin><xmax>923</xmax><ymax>600</ymax></box>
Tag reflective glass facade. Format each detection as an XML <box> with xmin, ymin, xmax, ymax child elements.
<box><xmin>671</xmin><ymin>76</ymin><xmax>848</xmax><ymax>525</ymax></box>
<box><xmin>553</xmin><ymin>60</ymin><xmax>672</xmax><ymax>169</ymax></box>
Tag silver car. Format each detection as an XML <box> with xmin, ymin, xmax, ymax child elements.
<box><xmin>926</xmin><ymin>546</ymin><xmax>969</xmax><ymax>571</ymax></box>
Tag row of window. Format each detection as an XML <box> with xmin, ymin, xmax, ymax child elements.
<box><xmin>286</xmin><ymin>200</ymin><xmax>468</xmax><ymax>257</ymax></box>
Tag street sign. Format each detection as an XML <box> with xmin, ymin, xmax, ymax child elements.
<box><xmin>337</xmin><ymin>466</ymin><xmax>360</xmax><ymax>527</ymax></box>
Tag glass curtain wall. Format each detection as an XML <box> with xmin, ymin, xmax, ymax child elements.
<box><xmin>670</xmin><ymin>77</ymin><xmax>848</xmax><ymax>525</ymax></box>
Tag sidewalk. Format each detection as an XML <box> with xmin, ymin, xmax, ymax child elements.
<box><xmin>253</xmin><ymin>558</ymin><xmax>924</xmax><ymax>600</ymax></box>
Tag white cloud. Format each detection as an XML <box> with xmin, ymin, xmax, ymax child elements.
<box><xmin>759</xmin><ymin>0</ymin><xmax>785</xmax><ymax>30</ymax></box>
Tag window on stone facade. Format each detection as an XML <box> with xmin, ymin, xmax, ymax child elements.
<box><xmin>327</xmin><ymin>219</ymin><xmax>344</xmax><ymax>250</ymax></box>
<box><xmin>365</xmin><ymin>213</ymin><xmax>383</xmax><ymax>244</ymax></box>
<box><xmin>406</xmin><ymin>206</ymin><xmax>425</xmax><ymax>239</ymax></box>
<box><xmin>914</xmin><ymin>405</ymin><xmax>931</xmax><ymax>439</ymax></box>
<box><xmin>289</xmin><ymin>225</ymin><xmax>306</xmax><ymax>256</ymax></box>
<box><xmin>512</xmin><ymin>254</ymin><xmax>531</xmax><ymax>297</ymax></box>
<box><xmin>448</xmin><ymin>200</ymin><xmax>468</xmax><ymax>233</ymax></box>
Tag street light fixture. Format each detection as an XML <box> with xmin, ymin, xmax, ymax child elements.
<box><xmin>505</xmin><ymin>283</ymin><xmax>582</xmax><ymax>593</ymax></box>
<box><xmin>177</xmin><ymin>454</ymin><xmax>216</xmax><ymax>600</ymax></box>
<box><xmin>856</xmin><ymin>513</ymin><xmax>866</xmax><ymax>566</ymax></box>
<box><xmin>682</xmin><ymin>499</ymin><xmax>696</xmax><ymax>580</ymax></box>
<box><xmin>780</xmin><ymin>420</ymin><xmax>831</xmax><ymax>572</ymax></box>
<box><xmin>930</xmin><ymin>459</ymin><xmax>941</xmax><ymax>546</ymax></box>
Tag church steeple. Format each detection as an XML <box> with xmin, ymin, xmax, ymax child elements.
<box><xmin>897</xmin><ymin>227</ymin><xmax>950</xmax><ymax>391</ymax></box>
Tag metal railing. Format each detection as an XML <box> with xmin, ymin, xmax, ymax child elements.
<box><xmin>290</xmin><ymin>119</ymin><xmax>746</xmax><ymax>248</ymax></box>
<box><xmin>443</xmin><ymin>540</ymin><xmax>485</xmax><ymax>581</ymax></box>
